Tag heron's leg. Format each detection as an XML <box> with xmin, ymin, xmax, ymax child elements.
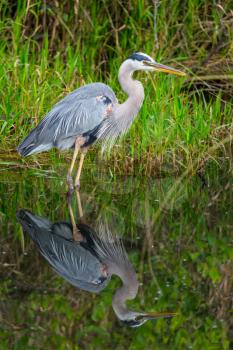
<box><xmin>66</xmin><ymin>190</ymin><xmax>83</xmax><ymax>242</ymax></box>
<box><xmin>75</xmin><ymin>189</ymin><xmax>84</xmax><ymax>219</ymax></box>
<box><xmin>74</xmin><ymin>149</ymin><xmax>87</xmax><ymax>189</ymax></box>
<box><xmin>66</xmin><ymin>138</ymin><xmax>82</xmax><ymax>190</ymax></box>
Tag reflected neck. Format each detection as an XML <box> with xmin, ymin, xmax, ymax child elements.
<box><xmin>110</xmin><ymin>262</ymin><xmax>139</xmax><ymax>319</ymax></box>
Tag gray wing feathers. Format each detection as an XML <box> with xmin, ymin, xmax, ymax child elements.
<box><xmin>17</xmin><ymin>210</ymin><xmax>109</xmax><ymax>293</ymax></box>
<box><xmin>37</xmin><ymin>83</ymin><xmax>116</xmax><ymax>140</ymax></box>
<box><xmin>35</xmin><ymin>232</ymin><xmax>108</xmax><ymax>292</ymax></box>
<box><xmin>17</xmin><ymin>83</ymin><xmax>117</xmax><ymax>155</ymax></box>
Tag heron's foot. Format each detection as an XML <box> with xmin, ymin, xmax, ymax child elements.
<box><xmin>73</xmin><ymin>226</ymin><xmax>83</xmax><ymax>242</ymax></box>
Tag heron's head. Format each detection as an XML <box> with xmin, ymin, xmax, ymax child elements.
<box><xmin>127</xmin><ymin>52</ymin><xmax>186</xmax><ymax>76</ymax></box>
<box><xmin>120</xmin><ymin>310</ymin><xmax>176</xmax><ymax>328</ymax></box>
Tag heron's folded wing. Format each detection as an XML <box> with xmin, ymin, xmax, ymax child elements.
<box><xmin>17</xmin><ymin>211</ymin><xmax>109</xmax><ymax>293</ymax></box>
<box><xmin>36</xmin><ymin>83</ymin><xmax>117</xmax><ymax>144</ymax></box>
<box><xmin>37</xmin><ymin>234</ymin><xmax>110</xmax><ymax>293</ymax></box>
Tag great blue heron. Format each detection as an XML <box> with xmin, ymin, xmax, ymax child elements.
<box><xmin>17</xmin><ymin>52</ymin><xmax>185</xmax><ymax>189</ymax></box>
<box><xmin>16</xmin><ymin>208</ymin><xmax>175</xmax><ymax>327</ymax></box>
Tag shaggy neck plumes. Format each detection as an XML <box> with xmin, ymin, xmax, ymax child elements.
<box><xmin>96</xmin><ymin>60</ymin><xmax>146</xmax><ymax>148</ymax></box>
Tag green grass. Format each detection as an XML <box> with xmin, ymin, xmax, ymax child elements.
<box><xmin>0</xmin><ymin>1</ymin><xmax>232</xmax><ymax>174</ymax></box>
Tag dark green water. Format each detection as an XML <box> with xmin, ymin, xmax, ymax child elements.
<box><xmin>0</xmin><ymin>161</ymin><xmax>232</xmax><ymax>349</ymax></box>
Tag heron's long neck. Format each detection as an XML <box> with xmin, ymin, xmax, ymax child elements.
<box><xmin>117</xmin><ymin>62</ymin><xmax>145</xmax><ymax>121</ymax></box>
<box><xmin>110</xmin><ymin>262</ymin><xmax>139</xmax><ymax>319</ymax></box>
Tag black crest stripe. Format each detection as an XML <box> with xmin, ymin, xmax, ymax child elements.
<box><xmin>127</xmin><ymin>53</ymin><xmax>151</xmax><ymax>62</ymax></box>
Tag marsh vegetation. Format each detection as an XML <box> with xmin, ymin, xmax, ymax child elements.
<box><xmin>0</xmin><ymin>0</ymin><xmax>232</xmax><ymax>173</ymax></box>
<box><xmin>0</xmin><ymin>1</ymin><xmax>232</xmax><ymax>349</ymax></box>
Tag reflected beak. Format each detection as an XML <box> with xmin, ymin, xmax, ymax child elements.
<box><xmin>143</xmin><ymin>61</ymin><xmax>186</xmax><ymax>76</ymax></box>
<box><xmin>142</xmin><ymin>311</ymin><xmax>177</xmax><ymax>320</ymax></box>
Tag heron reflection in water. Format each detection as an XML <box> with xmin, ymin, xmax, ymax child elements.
<box><xmin>16</xmin><ymin>192</ymin><xmax>175</xmax><ymax>327</ymax></box>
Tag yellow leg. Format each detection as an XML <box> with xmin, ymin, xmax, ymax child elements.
<box><xmin>67</xmin><ymin>192</ymin><xmax>83</xmax><ymax>242</ymax></box>
<box><xmin>75</xmin><ymin>189</ymin><xmax>84</xmax><ymax>219</ymax></box>
<box><xmin>74</xmin><ymin>151</ymin><xmax>86</xmax><ymax>189</ymax></box>
<box><xmin>66</xmin><ymin>140</ymin><xmax>80</xmax><ymax>190</ymax></box>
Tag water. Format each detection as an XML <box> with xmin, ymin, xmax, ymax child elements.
<box><xmin>0</xmin><ymin>162</ymin><xmax>232</xmax><ymax>349</ymax></box>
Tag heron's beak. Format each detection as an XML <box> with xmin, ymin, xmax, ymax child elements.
<box><xmin>143</xmin><ymin>61</ymin><xmax>186</xmax><ymax>76</ymax></box>
<box><xmin>141</xmin><ymin>311</ymin><xmax>177</xmax><ymax>320</ymax></box>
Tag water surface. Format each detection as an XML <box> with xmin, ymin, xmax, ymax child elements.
<box><xmin>0</xmin><ymin>162</ymin><xmax>232</xmax><ymax>349</ymax></box>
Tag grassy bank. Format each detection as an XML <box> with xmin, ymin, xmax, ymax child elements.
<box><xmin>0</xmin><ymin>1</ymin><xmax>232</xmax><ymax>174</ymax></box>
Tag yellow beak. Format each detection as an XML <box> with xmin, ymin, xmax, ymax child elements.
<box><xmin>143</xmin><ymin>61</ymin><xmax>186</xmax><ymax>76</ymax></box>
<box><xmin>142</xmin><ymin>311</ymin><xmax>177</xmax><ymax>320</ymax></box>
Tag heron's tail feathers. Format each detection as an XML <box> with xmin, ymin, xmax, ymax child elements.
<box><xmin>17</xmin><ymin>129</ymin><xmax>51</xmax><ymax>156</ymax></box>
<box><xmin>16</xmin><ymin>209</ymin><xmax>52</xmax><ymax>239</ymax></box>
